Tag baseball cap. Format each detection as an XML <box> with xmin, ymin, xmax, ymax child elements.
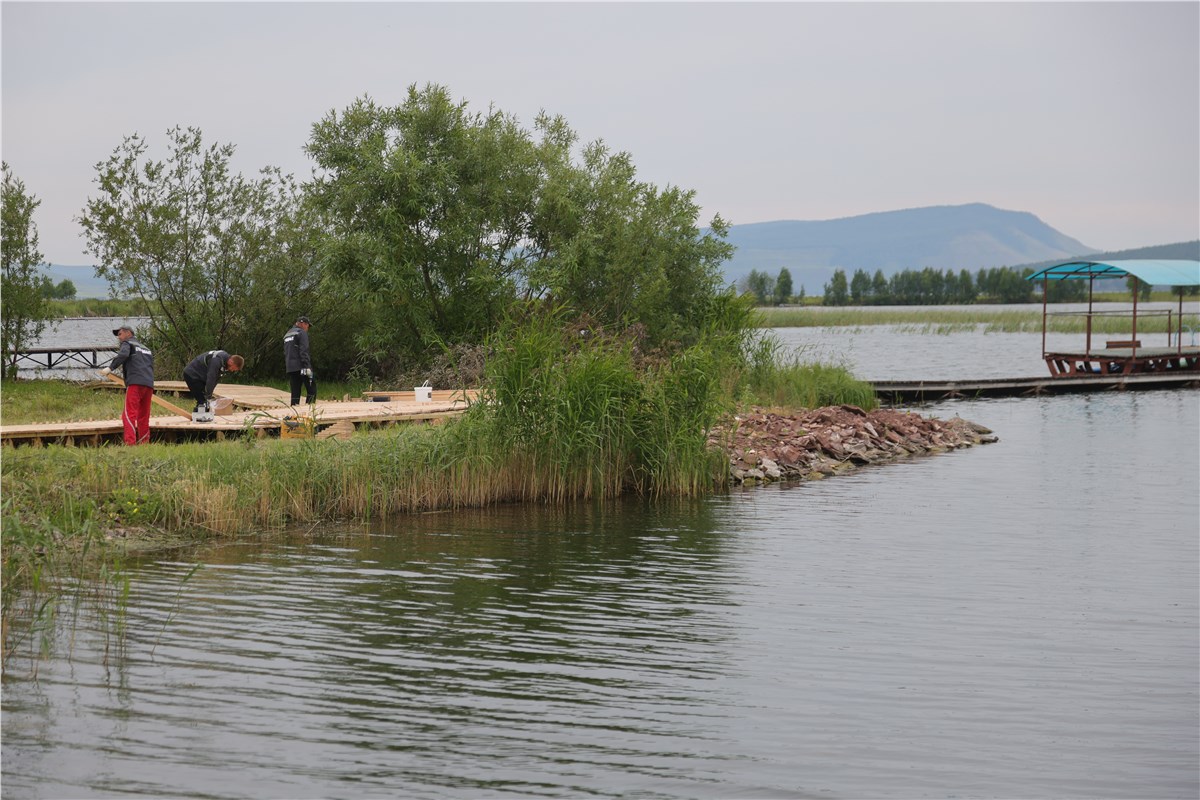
<box><xmin>296</xmin><ymin>316</ymin><xmax>312</xmax><ymax>326</ymax></box>
<box><xmin>112</xmin><ymin>325</ymin><xmax>133</xmax><ymax>336</ymax></box>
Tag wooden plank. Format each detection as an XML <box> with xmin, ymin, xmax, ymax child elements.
<box><xmin>95</xmin><ymin>379</ymin><xmax>293</xmax><ymax>409</ymax></box>
<box><xmin>102</xmin><ymin>372</ymin><xmax>193</xmax><ymax>419</ymax></box>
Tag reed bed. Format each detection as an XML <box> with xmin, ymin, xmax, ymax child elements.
<box><xmin>757</xmin><ymin>306</ymin><xmax>1200</xmax><ymax>334</ymax></box>
<box><xmin>742</xmin><ymin>335</ymin><xmax>877</xmax><ymax>411</ymax></box>
<box><xmin>48</xmin><ymin>297</ymin><xmax>152</xmax><ymax>318</ymax></box>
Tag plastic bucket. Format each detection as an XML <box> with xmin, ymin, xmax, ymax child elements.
<box><xmin>414</xmin><ymin>385</ymin><xmax>432</xmax><ymax>402</ymax></box>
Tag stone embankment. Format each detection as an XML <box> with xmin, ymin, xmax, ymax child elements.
<box><xmin>711</xmin><ymin>405</ymin><xmax>998</xmax><ymax>485</ymax></box>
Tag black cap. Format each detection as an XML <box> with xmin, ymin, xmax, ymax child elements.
<box><xmin>112</xmin><ymin>325</ymin><xmax>133</xmax><ymax>336</ymax></box>
<box><xmin>296</xmin><ymin>316</ymin><xmax>311</xmax><ymax>326</ymax></box>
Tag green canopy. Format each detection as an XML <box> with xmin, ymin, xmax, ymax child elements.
<box><xmin>1026</xmin><ymin>259</ymin><xmax>1200</xmax><ymax>286</ymax></box>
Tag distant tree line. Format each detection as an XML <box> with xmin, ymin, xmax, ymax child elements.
<box><xmin>825</xmin><ymin>266</ymin><xmax>1197</xmax><ymax>306</ymax></box>
<box><xmin>739</xmin><ymin>267</ymin><xmax>804</xmax><ymax>305</ymax></box>
<box><xmin>38</xmin><ymin>276</ymin><xmax>76</xmax><ymax>300</ymax></box>
<box><xmin>740</xmin><ymin>264</ymin><xmax>1127</xmax><ymax>307</ymax></box>
<box><xmin>820</xmin><ymin>266</ymin><xmax>1094</xmax><ymax>306</ymax></box>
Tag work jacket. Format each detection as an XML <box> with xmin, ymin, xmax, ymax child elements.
<box><xmin>283</xmin><ymin>325</ymin><xmax>311</xmax><ymax>372</ymax></box>
<box><xmin>109</xmin><ymin>337</ymin><xmax>155</xmax><ymax>388</ymax></box>
<box><xmin>183</xmin><ymin>350</ymin><xmax>231</xmax><ymax>399</ymax></box>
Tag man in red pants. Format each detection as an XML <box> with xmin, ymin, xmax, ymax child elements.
<box><xmin>102</xmin><ymin>325</ymin><xmax>155</xmax><ymax>445</ymax></box>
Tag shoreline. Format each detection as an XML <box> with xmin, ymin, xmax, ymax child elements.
<box><xmin>713</xmin><ymin>405</ymin><xmax>997</xmax><ymax>485</ymax></box>
<box><xmin>1</xmin><ymin>404</ymin><xmax>998</xmax><ymax>566</ymax></box>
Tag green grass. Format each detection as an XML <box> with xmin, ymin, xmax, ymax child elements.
<box><xmin>0</xmin><ymin>379</ymin><xmax>180</xmax><ymax>425</ymax></box>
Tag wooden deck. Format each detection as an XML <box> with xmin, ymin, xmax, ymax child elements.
<box><xmin>0</xmin><ymin>391</ymin><xmax>480</xmax><ymax>447</ymax></box>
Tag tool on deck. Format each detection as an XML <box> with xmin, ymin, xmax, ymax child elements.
<box><xmin>193</xmin><ymin>401</ymin><xmax>215</xmax><ymax>423</ymax></box>
<box><xmin>100</xmin><ymin>371</ymin><xmax>194</xmax><ymax>420</ymax></box>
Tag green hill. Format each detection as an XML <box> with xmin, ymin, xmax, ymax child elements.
<box><xmin>718</xmin><ymin>202</ymin><xmax>1095</xmax><ymax>292</ymax></box>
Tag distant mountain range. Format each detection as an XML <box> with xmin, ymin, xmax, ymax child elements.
<box><xmin>717</xmin><ymin>202</ymin><xmax>1098</xmax><ymax>291</ymax></box>
<box><xmin>1008</xmin><ymin>240</ymin><xmax>1200</xmax><ymax>272</ymax></box>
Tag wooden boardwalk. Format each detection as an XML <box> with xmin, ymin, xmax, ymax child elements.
<box><xmin>1</xmin><ymin>389</ymin><xmax>480</xmax><ymax>447</ymax></box>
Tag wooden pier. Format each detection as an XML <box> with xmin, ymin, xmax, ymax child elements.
<box><xmin>5</xmin><ymin>345</ymin><xmax>117</xmax><ymax>371</ymax></box>
<box><xmin>872</xmin><ymin>372</ymin><xmax>1200</xmax><ymax>404</ymax></box>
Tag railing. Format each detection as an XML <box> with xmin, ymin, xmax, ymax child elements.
<box><xmin>5</xmin><ymin>346</ymin><xmax>118</xmax><ymax>371</ymax></box>
<box><xmin>1044</xmin><ymin>308</ymin><xmax>1179</xmax><ymax>355</ymax></box>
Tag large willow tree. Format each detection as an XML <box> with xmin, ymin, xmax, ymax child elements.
<box><xmin>305</xmin><ymin>83</ymin><xmax>735</xmax><ymax>368</ymax></box>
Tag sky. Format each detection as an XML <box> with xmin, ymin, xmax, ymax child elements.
<box><xmin>2</xmin><ymin>1</ymin><xmax>1198</xmax><ymax>267</ymax></box>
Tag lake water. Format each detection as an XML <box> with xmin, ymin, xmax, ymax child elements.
<box><xmin>2</xmin><ymin>328</ymin><xmax>1198</xmax><ymax>799</ymax></box>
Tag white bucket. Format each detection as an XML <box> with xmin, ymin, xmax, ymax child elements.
<box><xmin>414</xmin><ymin>383</ymin><xmax>432</xmax><ymax>402</ymax></box>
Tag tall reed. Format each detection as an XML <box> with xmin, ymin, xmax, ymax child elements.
<box><xmin>480</xmin><ymin>310</ymin><xmax>729</xmax><ymax>499</ymax></box>
<box><xmin>740</xmin><ymin>333</ymin><xmax>877</xmax><ymax>411</ymax></box>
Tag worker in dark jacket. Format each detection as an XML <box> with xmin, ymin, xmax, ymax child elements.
<box><xmin>182</xmin><ymin>350</ymin><xmax>244</xmax><ymax>413</ymax></box>
<box><xmin>283</xmin><ymin>315</ymin><xmax>315</xmax><ymax>405</ymax></box>
<box><xmin>100</xmin><ymin>325</ymin><xmax>155</xmax><ymax>445</ymax></box>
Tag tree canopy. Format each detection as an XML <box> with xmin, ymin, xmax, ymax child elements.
<box><xmin>305</xmin><ymin>84</ymin><xmax>734</xmax><ymax>369</ymax></box>
<box><xmin>74</xmin><ymin>86</ymin><xmax>739</xmax><ymax>380</ymax></box>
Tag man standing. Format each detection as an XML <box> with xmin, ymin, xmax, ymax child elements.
<box><xmin>283</xmin><ymin>315</ymin><xmax>315</xmax><ymax>405</ymax></box>
<box><xmin>101</xmin><ymin>325</ymin><xmax>154</xmax><ymax>445</ymax></box>
<box><xmin>182</xmin><ymin>349</ymin><xmax>244</xmax><ymax>413</ymax></box>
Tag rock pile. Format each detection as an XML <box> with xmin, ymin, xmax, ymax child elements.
<box><xmin>710</xmin><ymin>405</ymin><xmax>998</xmax><ymax>485</ymax></box>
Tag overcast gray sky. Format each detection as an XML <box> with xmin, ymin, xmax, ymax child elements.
<box><xmin>3</xmin><ymin>1</ymin><xmax>1198</xmax><ymax>266</ymax></box>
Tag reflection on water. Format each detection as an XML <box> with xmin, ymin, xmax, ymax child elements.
<box><xmin>3</xmin><ymin>392</ymin><xmax>1197</xmax><ymax>798</ymax></box>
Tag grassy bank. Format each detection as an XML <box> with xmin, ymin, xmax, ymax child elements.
<box><xmin>2</xmin><ymin>326</ymin><xmax>875</xmax><ymax>534</ymax></box>
<box><xmin>757</xmin><ymin>306</ymin><xmax>1200</xmax><ymax>334</ymax></box>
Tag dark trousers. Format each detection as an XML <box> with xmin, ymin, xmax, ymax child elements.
<box><xmin>184</xmin><ymin>375</ymin><xmax>208</xmax><ymax>410</ymax></box>
<box><xmin>288</xmin><ymin>371</ymin><xmax>316</xmax><ymax>405</ymax></box>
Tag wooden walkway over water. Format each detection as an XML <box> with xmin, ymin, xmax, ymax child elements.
<box><xmin>872</xmin><ymin>372</ymin><xmax>1200</xmax><ymax>404</ymax></box>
